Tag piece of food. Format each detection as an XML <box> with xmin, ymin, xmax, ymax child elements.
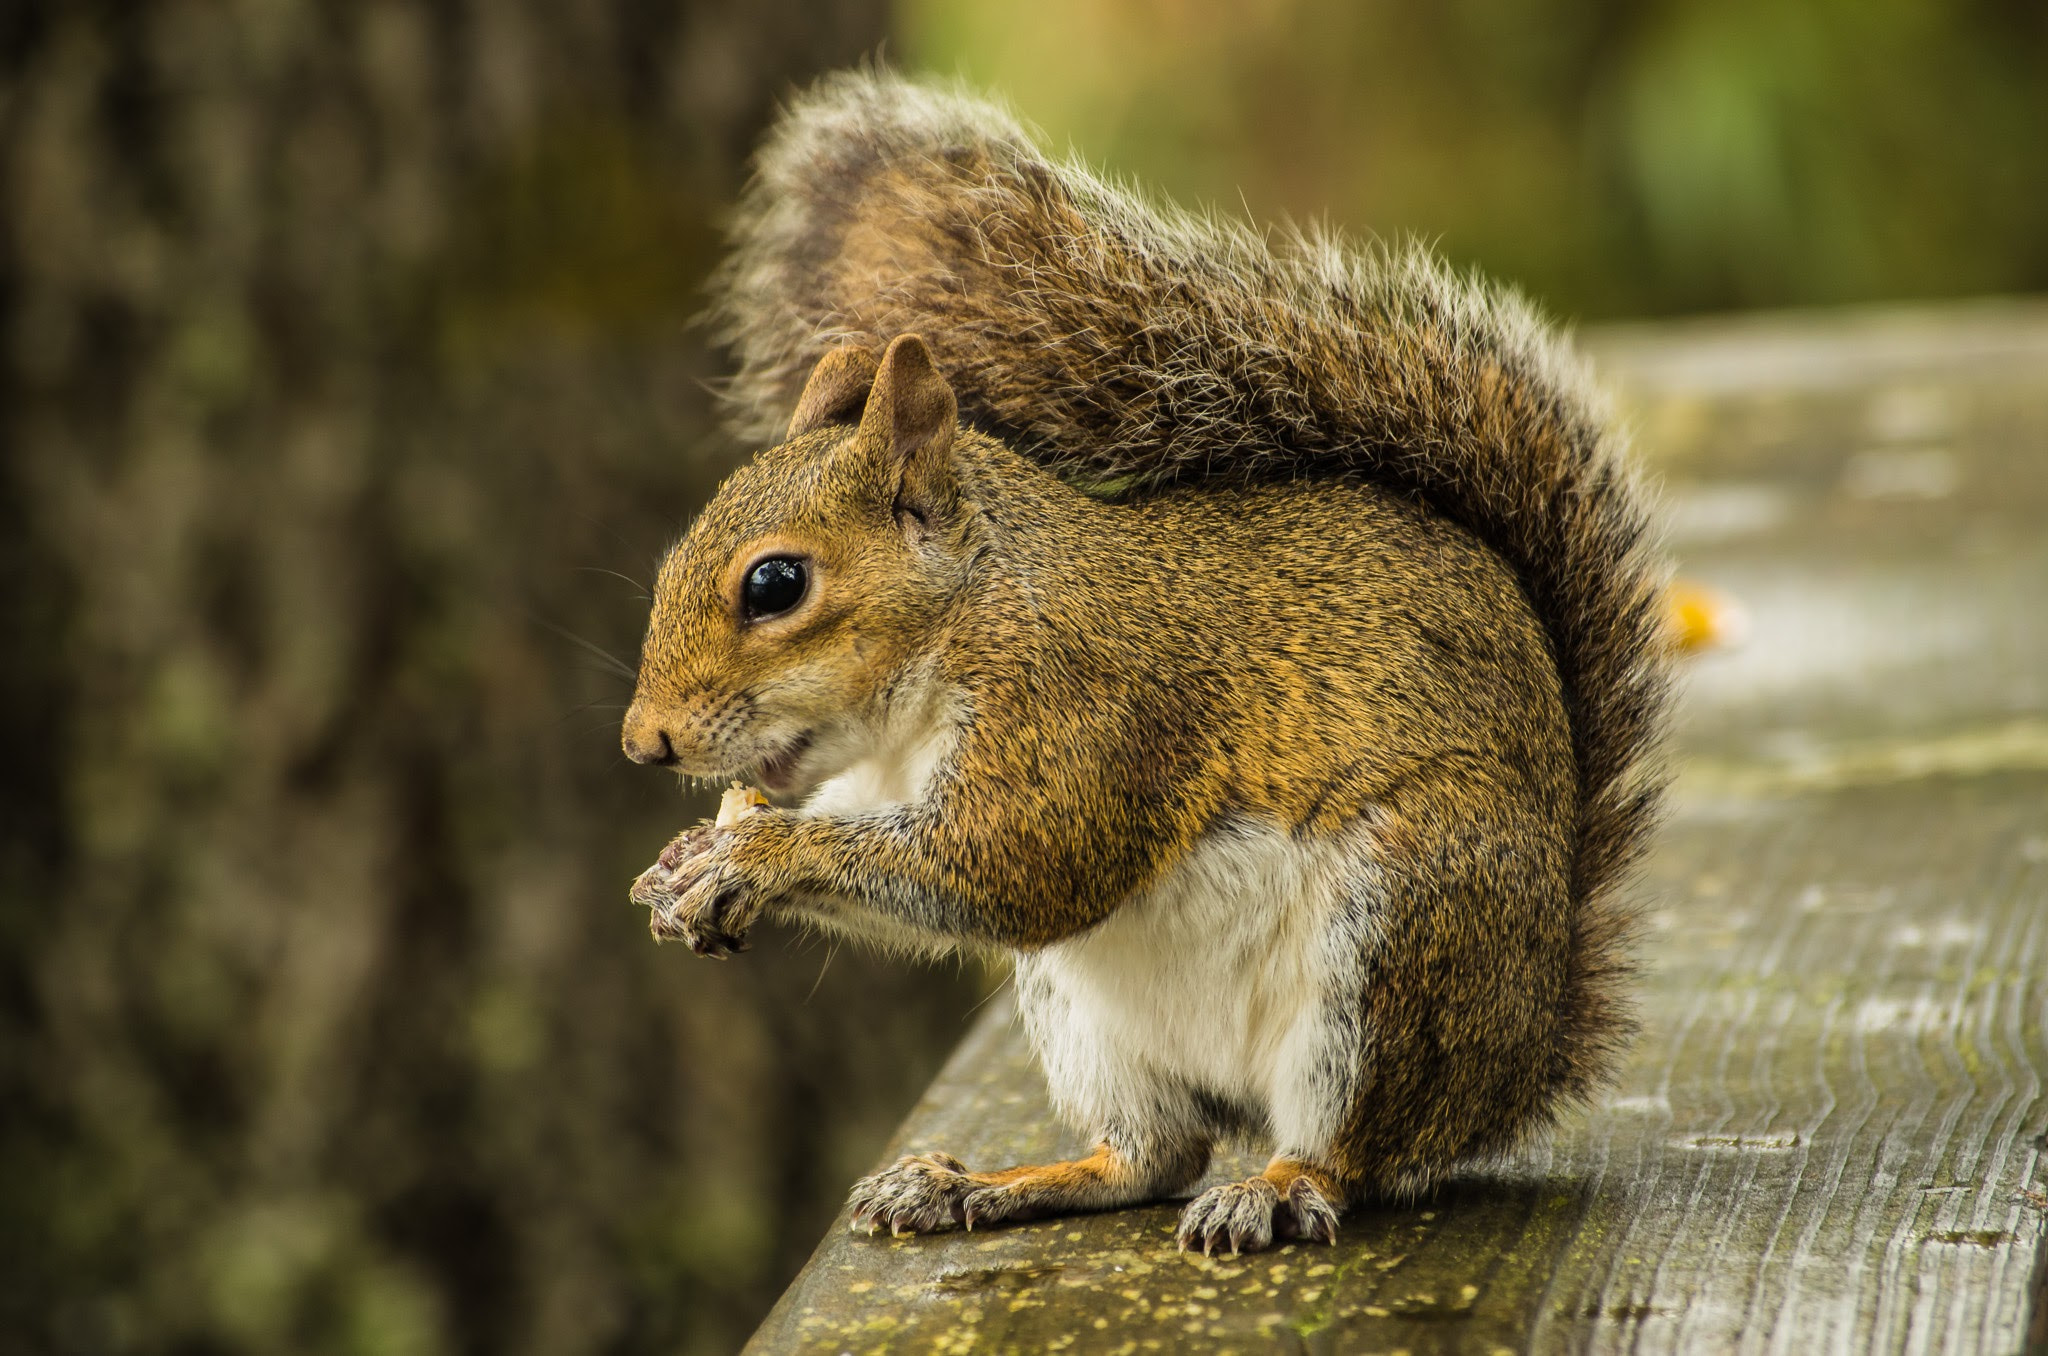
<box><xmin>715</xmin><ymin>783</ymin><xmax>770</xmax><ymax>827</ymax></box>
<box><xmin>1665</xmin><ymin>579</ymin><xmax>1748</xmax><ymax>655</ymax></box>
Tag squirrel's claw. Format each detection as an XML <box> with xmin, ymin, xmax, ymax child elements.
<box><xmin>844</xmin><ymin>1151</ymin><xmax>990</xmax><ymax>1238</ymax></box>
<box><xmin>677</xmin><ymin>885</ymin><xmax>754</xmax><ymax>957</ymax></box>
<box><xmin>1175</xmin><ymin>1175</ymin><xmax>1339</xmax><ymax>1255</ymax></box>
<box><xmin>1285</xmin><ymin>1178</ymin><xmax>1341</xmax><ymax>1244</ymax></box>
<box><xmin>1178</xmin><ymin>1184</ymin><xmax>1271</xmax><ymax>1255</ymax></box>
<box><xmin>633</xmin><ymin>822</ymin><xmax>764</xmax><ymax>957</ymax></box>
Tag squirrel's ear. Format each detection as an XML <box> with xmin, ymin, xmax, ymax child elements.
<box><xmin>858</xmin><ymin>334</ymin><xmax>959</xmax><ymax>531</ymax></box>
<box><xmin>787</xmin><ymin>344</ymin><xmax>881</xmax><ymax>440</ymax></box>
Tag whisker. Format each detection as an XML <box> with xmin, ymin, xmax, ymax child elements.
<box><xmin>531</xmin><ymin>613</ymin><xmax>638</xmax><ymax>682</ymax></box>
<box><xmin>962</xmin><ymin>969</ymin><xmax>1014</xmax><ymax>1021</ymax></box>
<box><xmin>804</xmin><ymin>942</ymin><xmax>841</xmax><ymax>1005</ymax></box>
<box><xmin>575</xmin><ymin>565</ymin><xmax>653</xmax><ymax>601</ymax></box>
<box><xmin>568</xmin><ymin>661</ymin><xmax>637</xmax><ymax>684</ymax></box>
<box><xmin>574</xmin><ymin>699</ymin><xmax>639</xmax><ymax>730</ymax></box>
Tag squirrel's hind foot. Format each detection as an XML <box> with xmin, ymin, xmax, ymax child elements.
<box><xmin>1176</xmin><ymin>1164</ymin><xmax>1342</xmax><ymax>1256</ymax></box>
<box><xmin>846</xmin><ymin>1152</ymin><xmax>986</xmax><ymax>1236</ymax></box>
<box><xmin>848</xmin><ymin>1142</ymin><xmax>1194</xmax><ymax>1238</ymax></box>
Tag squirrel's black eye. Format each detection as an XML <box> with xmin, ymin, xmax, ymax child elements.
<box><xmin>742</xmin><ymin>556</ymin><xmax>808</xmax><ymax>619</ymax></box>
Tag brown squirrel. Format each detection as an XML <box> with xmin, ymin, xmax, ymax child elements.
<box><xmin>622</xmin><ymin>71</ymin><xmax>1670</xmax><ymax>1255</ymax></box>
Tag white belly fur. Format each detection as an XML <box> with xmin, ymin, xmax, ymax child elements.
<box><xmin>1014</xmin><ymin>819</ymin><xmax>1382</xmax><ymax>1158</ymax></box>
<box><xmin>802</xmin><ymin>691</ymin><xmax>959</xmax><ymax>820</ymax></box>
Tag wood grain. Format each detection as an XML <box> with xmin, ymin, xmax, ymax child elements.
<box><xmin>751</xmin><ymin>303</ymin><xmax>2048</xmax><ymax>1354</ymax></box>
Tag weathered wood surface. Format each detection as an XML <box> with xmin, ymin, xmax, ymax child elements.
<box><xmin>748</xmin><ymin>301</ymin><xmax>2048</xmax><ymax>1354</ymax></box>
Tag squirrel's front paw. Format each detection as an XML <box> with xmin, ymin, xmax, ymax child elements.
<box><xmin>629</xmin><ymin>825</ymin><xmax>759</xmax><ymax>958</ymax></box>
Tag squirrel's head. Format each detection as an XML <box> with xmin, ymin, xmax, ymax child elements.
<box><xmin>621</xmin><ymin>335</ymin><xmax>973</xmax><ymax>799</ymax></box>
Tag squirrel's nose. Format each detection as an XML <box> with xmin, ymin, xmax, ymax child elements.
<box><xmin>621</xmin><ymin>705</ymin><xmax>679</xmax><ymax>767</ymax></box>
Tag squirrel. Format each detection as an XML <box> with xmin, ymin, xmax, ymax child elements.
<box><xmin>622</xmin><ymin>70</ymin><xmax>1671</xmax><ymax>1255</ymax></box>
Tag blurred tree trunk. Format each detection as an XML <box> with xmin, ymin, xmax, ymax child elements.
<box><xmin>0</xmin><ymin>5</ymin><xmax>985</xmax><ymax>1356</ymax></box>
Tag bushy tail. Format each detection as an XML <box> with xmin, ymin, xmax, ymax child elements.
<box><xmin>711</xmin><ymin>68</ymin><xmax>1671</xmax><ymax>1099</ymax></box>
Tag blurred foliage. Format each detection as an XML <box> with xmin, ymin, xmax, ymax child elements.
<box><xmin>0</xmin><ymin>3</ymin><xmax>994</xmax><ymax>1355</ymax></box>
<box><xmin>4</xmin><ymin>2</ymin><xmax>2043</xmax><ymax>1355</ymax></box>
<box><xmin>902</xmin><ymin>0</ymin><xmax>2048</xmax><ymax>319</ymax></box>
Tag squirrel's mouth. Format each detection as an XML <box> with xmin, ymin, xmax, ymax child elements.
<box><xmin>752</xmin><ymin>732</ymin><xmax>814</xmax><ymax>797</ymax></box>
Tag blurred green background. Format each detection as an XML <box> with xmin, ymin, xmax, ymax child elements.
<box><xmin>1</xmin><ymin>2</ymin><xmax>2041</xmax><ymax>1354</ymax></box>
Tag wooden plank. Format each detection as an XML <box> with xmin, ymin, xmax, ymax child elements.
<box><xmin>749</xmin><ymin>305</ymin><xmax>2048</xmax><ymax>1354</ymax></box>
